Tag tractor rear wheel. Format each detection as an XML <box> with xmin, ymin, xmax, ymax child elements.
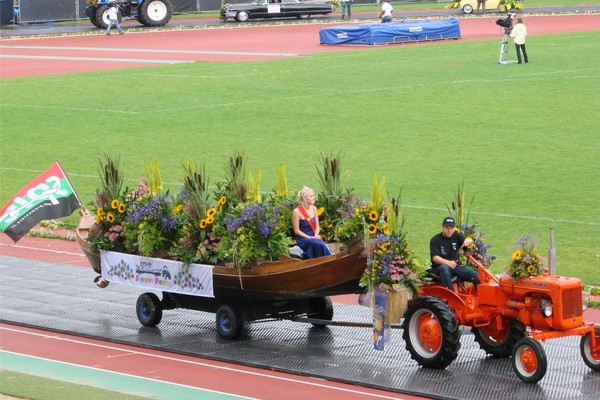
<box><xmin>580</xmin><ymin>325</ymin><xmax>600</xmax><ymax>371</ymax></box>
<box><xmin>402</xmin><ymin>296</ymin><xmax>461</xmax><ymax>369</ymax></box>
<box><xmin>512</xmin><ymin>337</ymin><xmax>548</xmax><ymax>383</ymax></box>
<box><xmin>216</xmin><ymin>304</ymin><xmax>244</xmax><ymax>340</ymax></box>
<box><xmin>473</xmin><ymin>316</ymin><xmax>526</xmax><ymax>358</ymax></box>
<box><xmin>138</xmin><ymin>0</ymin><xmax>173</xmax><ymax>27</ymax></box>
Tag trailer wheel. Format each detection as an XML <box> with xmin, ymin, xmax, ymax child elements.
<box><xmin>580</xmin><ymin>325</ymin><xmax>600</xmax><ymax>371</ymax></box>
<box><xmin>462</xmin><ymin>4</ymin><xmax>473</xmax><ymax>14</ymax></box>
<box><xmin>512</xmin><ymin>337</ymin><xmax>547</xmax><ymax>383</ymax></box>
<box><xmin>136</xmin><ymin>292</ymin><xmax>163</xmax><ymax>327</ymax></box>
<box><xmin>473</xmin><ymin>317</ymin><xmax>525</xmax><ymax>358</ymax></box>
<box><xmin>138</xmin><ymin>0</ymin><xmax>173</xmax><ymax>27</ymax></box>
<box><xmin>216</xmin><ymin>304</ymin><xmax>243</xmax><ymax>340</ymax></box>
<box><xmin>297</xmin><ymin>14</ymin><xmax>310</xmax><ymax>19</ymax></box>
<box><xmin>308</xmin><ymin>296</ymin><xmax>333</xmax><ymax>327</ymax></box>
<box><xmin>402</xmin><ymin>296</ymin><xmax>461</xmax><ymax>369</ymax></box>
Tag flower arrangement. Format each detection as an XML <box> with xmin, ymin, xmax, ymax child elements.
<box><xmin>123</xmin><ymin>193</ymin><xmax>182</xmax><ymax>257</ymax></box>
<box><xmin>214</xmin><ymin>202</ymin><xmax>293</xmax><ymax>268</ymax></box>
<box><xmin>446</xmin><ymin>182</ymin><xmax>495</xmax><ymax>270</ymax></box>
<box><xmin>509</xmin><ymin>235</ymin><xmax>544</xmax><ymax>280</ymax></box>
<box><xmin>359</xmin><ymin>197</ymin><xmax>423</xmax><ymax>294</ymax></box>
<box><xmin>360</xmin><ymin>232</ymin><xmax>423</xmax><ymax>294</ymax></box>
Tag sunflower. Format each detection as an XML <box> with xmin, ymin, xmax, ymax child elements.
<box><xmin>95</xmin><ymin>216</ymin><xmax>102</xmax><ymax>224</ymax></box>
<box><xmin>199</xmin><ymin>219</ymin><xmax>208</xmax><ymax>229</ymax></box>
<box><xmin>217</xmin><ymin>196</ymin><xmax>227</xmax><ymax>206</ymax></box>
<box><xmin>106</xmin><ymin>213</ymin><xmax>115</xmax><ymax>223</ymax></box>
<box><xmin>206</xmin><ymin>215</ymin><xmax>214</xmax><ymax>224</ymax></box>
<box><xmin>174</xmin><ymin>204</ymin><xmax>183</xmax><ymax>213</ymax></box>
<box><xmin>368</xmin><ymin>224</ymin><xmax>377</xmax><ymax>235</ymax></box>
<box><xmin>368</xmin><ymin>210</ymin><xmax>379</xmax><ymax>222</ymax></box>
<box><xmin>317</xmin><ymin>207</ymin><xmax>325</xmax><ymax>217</ymax></box>
<box><xmin>96</xmin><ymin>208</ymin><xmax>104</xmax><ymax>217</ymax></box>
<box><xmin>117</xmin><ymin>203</ymin><xmax>126</xmax><ymax>214</ymax></box>
<box><xmin>111</xmin><ymin>199</ymin><xmax>119</xmax><ymax>209</ymax></box>
<box><xmin>206</xmin><ymin>207</ymin><xmax>217</xmax><ymax>217</ymax></box>
<box><xmin>527</xmin><ymin>265</ymin><xmax>536</xmax><ymax>274</ymax></box>
<box><xmin>512</xmin><ymin>249</ymin><xmax>522</xmax><ymax>260</ymax></box>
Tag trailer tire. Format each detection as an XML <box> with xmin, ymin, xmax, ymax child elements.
<box><xmin>138</xmin><ymin>0</ymin><xmax>173</xmax><ymax>27</ymax></box>
<box><xmin>402</xmin><ymin>296</ymin><xmax>461</xmax><ymax>369</ymax></box>
<box><xmin>216</xmin><ymin>304</ymin><xmax>244</xmax><ymax>340</ymax></box>
<box><xmin>580</xmin><ymin>325</ymin><xmax>600</xmax><ymax>371</ymax></box>
<box><xmin>462</xmin><ymin>4</ymin><xmax>473</xmax><ymax>14</ymax></box>
<box><xmin>308</xmin><ymin>296</ymin><xmax>333</xmax><ymax>327</ymax></box>
<box><xmin>473</xmin><ymin>317</ymin><xmax>525</xmax><ymax>358</ymax></box>
<box><xmin>512</xmin><ymin>337</ymin><xmax>547</xmax><ymax>383</ymax></box>
<box><xmin>136</xmin><ymin>292</ymin><xmax>163</xmax><ymax>327</ymax></box>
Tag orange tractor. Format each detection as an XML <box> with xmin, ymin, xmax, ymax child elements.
<box><xmin>401</xmin><ymin>255</ymin><xmax>600</xmax><ymax>383</ymax></box>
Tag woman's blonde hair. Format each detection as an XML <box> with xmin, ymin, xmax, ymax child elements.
<box><xmin>297</xmin><ymin>186</ymin><xmax>311</xmax><ymax>203</ymax></box>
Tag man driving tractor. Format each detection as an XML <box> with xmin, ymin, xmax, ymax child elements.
<box><xmin>429</xmin><ymin>216</ymin><xmax>480</xmax><ymax>291</ymax></box>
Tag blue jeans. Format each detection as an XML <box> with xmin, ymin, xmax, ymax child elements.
<box><xmin>341</xmin><ymin>1</ymin><xmax>351</xmax><ymax>18</ymax></box>
<box><xmin>432</xmin><ymin>264</ymin><xmax>480</xmax><ymax>292</ymax></box>
<box><xmin>381</xmin><ymin>15</ymin><xmax>392</xmax><ymax>23</ymax></box>
<box><xmin>106</xmin><ymin>19</ymin><xmax>123</xmax><ymax>35</ymax></box>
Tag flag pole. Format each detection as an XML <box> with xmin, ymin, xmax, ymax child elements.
<box><xmin>55</xmin><ymin>161</ymin><xmax>84</xmax><ymax>208</ymax></box>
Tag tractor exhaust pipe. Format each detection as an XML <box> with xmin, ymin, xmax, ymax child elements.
<box><xmin>548</xmin><ymin>228</ymin><xmax>556</xmax><ymax>276</ymax></box>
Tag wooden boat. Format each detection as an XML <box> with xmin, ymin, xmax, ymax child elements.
<box><xmin>77</xmin><ymin>209</ymin><xmax>367</xmax><ymax>301</ymax></box>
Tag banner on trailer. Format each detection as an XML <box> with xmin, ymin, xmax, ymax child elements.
<box><xmin>101</xmin><ymin>250</ymin><xmax>214</xmax><ymax>298</ymax></box>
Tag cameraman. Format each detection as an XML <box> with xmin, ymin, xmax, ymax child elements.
<box><xmin>510</xmin><ymin>17</ymin><xmax>529</xmax><ymax>64</ymax></box>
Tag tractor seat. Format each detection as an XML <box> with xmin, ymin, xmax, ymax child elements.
<box><xmin>427</xmin><ymin>268</ymin><xmax>459</xmax><ymax>283</ymax></box>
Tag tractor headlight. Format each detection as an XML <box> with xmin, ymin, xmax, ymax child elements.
<box><xmin>540</xmin><ymin>299</ymin><xmax>553</xmax><ymax>317</ymax></box>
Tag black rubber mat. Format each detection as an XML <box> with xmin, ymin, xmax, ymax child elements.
<box><xmin>1</xmin><ymin>255</ymin><xmax>598</xmax><ymax>399</ymax></box>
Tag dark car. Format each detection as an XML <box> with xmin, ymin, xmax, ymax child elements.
<box><xmin>222</xmin><ymin>0</ymin><xmax>334</xmax><ymax>22</ymax></box>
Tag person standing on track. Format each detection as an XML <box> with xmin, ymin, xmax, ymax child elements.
<box><xmin>341</xmin><ymin>0</ymin><xmax>352</xmax><ymax>19</ymax></box>
<box><xmin>106</xmin><ymin>2</ymin><xmax>124</xmax><ymax>35</ymax></box>
<box><xmin>379</xmin><ymin>0</ymin><xmax>393</xmax><ymax>23</ymax></box>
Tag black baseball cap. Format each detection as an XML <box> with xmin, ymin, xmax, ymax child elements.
<box><xmin>442</xmin><ymin>217</ymin><xmax>455</xmax><ymax>226</ymax></box>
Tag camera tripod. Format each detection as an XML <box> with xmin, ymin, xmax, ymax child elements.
<box><xmin>499</xmin><ymin>27</ymin><xmax>517</xmax><ymax>64</ymax></box>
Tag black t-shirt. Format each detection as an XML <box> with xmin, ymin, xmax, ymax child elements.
<box><xmin>430</xmin><ymin>231</ymin><xmax>466</xmax><ymax>267</ymax></box>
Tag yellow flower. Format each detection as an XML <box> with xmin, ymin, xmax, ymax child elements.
<box><xmin>369</xmin><ymin>210</ymin><xmax>379</xmax><ymax>222</ymax></box>
<box><xmin>206</xmin><ymin>207</ymin><xmax>217</xmax><ymax>217</ymax></box>
<box><xmin>96</xmin><ymin>208</ymin><xmax>104</xmax><ymax>217</ymax></box>
<box><xmin>512</xmin><ymin>250</ymin><xmax>522</xmax><ymax>260</ymax></box>
<box><xmin>110</xmin><ymin>199</ymin><xmax>119</xmax><ymax>209</ymax></box>
<box><xmin>527</xmin><ymin>265</ymin><xmax>536</xmax><ymax>274</ymax></box>
<box><xmin>199</xmin><ymin>219</ymin><xmax>208</xmax><ymax>229</ymax></box>
<box><xmin>217</xmin><ymin>196</ymin><xmax>227</xmax><ymax>206</ymax></box>
<box><xmin>317</xmin><ymin>207</ymin><xmax>325</xmax><ymax>217</ymax></box>
<box><xmin>368</xmin><ymin>224</ymin><xmax>377</xmax><ymax>235</ymax></box>
<box><xmin>206</xmin><ymin>215</ymin><xmax>214</xmax><ymax>224</ymax></box>
<box><xmin>382</xmin><ymin>223</ymin><xmax>391</xmax><ymax>235</ymax></box>
<box><xmin>106</xmin><ymin>213</ymin><xmax>115</xmax><ymax>223</ymax></box>
<box><xmin>95</xmin><ymin>216</ymin><xmax>102</xmax><ymax>224</ymax></box>
<box><xmin>117</xmin><ymin>203</ymin><xmax>126</xmax><ymax>214</ymax></box>
<box><xmin>174</xmin><ymin>204</ymin><xmax>183</xmax><ymax>213</ymax></box>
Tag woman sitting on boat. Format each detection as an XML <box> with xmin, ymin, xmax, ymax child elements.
<box><xmin>292</xmin><ymin>186</ymin><xmax>332</xmax><ymax>259</ymax></box>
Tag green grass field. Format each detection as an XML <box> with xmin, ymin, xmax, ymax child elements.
<box><xmin>1</xmin><ymin>29</ymin><xmax>599</xmax><ymax>284</ymax></box>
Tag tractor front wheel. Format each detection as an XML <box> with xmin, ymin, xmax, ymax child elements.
<box><xmin>512</xmin><ymin>337</ymin><xmax>547</xmax><ymax>383</ymax></box>
<box><xmin>402</xmin><ymin>296</ymin><xmax>461</xmax><ymax>369</ymax></box>
<box><xmin>580</xmin><ymin>325</ymin><xmax>600</xmax><ymax>371</ymax></box>
<box><xmin>138</xmin><ymin>0</ymin><xmax>173</xmax><ymax>27</ymax></box>
<box><xmin>473</xmin><ymin>316</ymin><xmax>526</xmax><ymax>358</ymax></box>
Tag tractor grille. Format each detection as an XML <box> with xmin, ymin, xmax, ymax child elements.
<box><xmin>562</xmin><ymin>286</ymin><xmax>582</xmax><ymax>319</ymax></box>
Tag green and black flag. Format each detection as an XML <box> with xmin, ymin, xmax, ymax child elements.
<box><xmin>0</xmin><ymin>162</ymin><xmax>81</xmax><ymax>242</ymax></box>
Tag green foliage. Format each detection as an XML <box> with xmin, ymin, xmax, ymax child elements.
<box><xmin>1</xmin><ymin>31</ymin><xmax>599</xmax><ymax>283</ymax></box>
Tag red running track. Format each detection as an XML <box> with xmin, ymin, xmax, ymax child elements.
<box><xmin>1</xmin><ymin>15</ymin><xmax>599</xmax><ymax>78</ymax></box>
